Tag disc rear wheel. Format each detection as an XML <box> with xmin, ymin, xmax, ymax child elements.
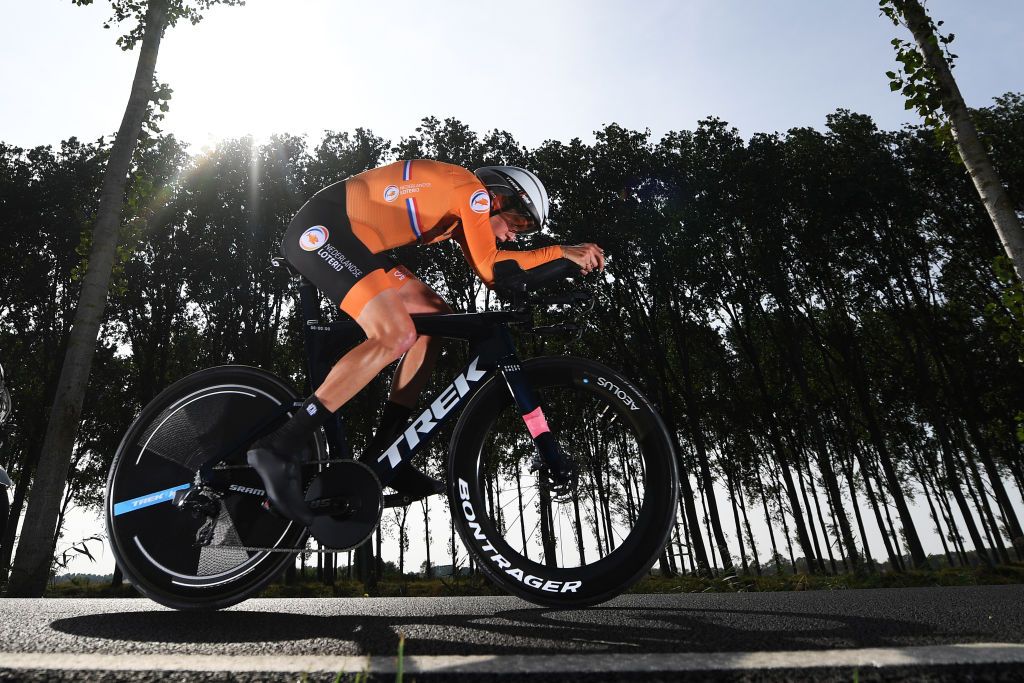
<box><xmin>105</xmin><ymin>366</ymin><xmax>322</xmax><ymax>610</ymax></box>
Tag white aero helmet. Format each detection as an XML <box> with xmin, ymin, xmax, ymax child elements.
<box><xmin>473</xmin><ymin>166</ymin><xmax>550</xmax><ymax>234</ymax></box>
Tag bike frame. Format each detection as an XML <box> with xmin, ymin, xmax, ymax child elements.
<box><xmin>195</xmin><ymin>273</ymin><xmax>567</xmax><ymax>497</ymax></box>
<box><xmin>295</xmin><ymin>275</ymin><xmax>566</xmax><ymax>490</ymax></box>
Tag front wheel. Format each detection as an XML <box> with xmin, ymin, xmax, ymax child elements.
<box><xmin>447</xmin><ymin>357</ymin><xmax>679</xmax><ymax>607</ymax></box>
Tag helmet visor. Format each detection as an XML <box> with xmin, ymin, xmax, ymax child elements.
<box><xmin>490</xmin><ymin>188</ymin><xmax>540</xmax><ymax>234</ymax></box>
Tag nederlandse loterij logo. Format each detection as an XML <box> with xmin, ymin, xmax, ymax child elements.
<box><xmin>383</xmin><ymin>185</ymin><xmax>400</xmax><ymax>202</ymax></box>
<box><xmin>299</xmin><ymin>225</ymin><xmax>329</xmax><ymax>251</ymax></box>
<box><xmin>470</xmin><ymin>189</ymin><xmax>491</xmax><ymax>213</ymax></box>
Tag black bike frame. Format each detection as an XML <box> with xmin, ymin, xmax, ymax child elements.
<box><xmin>272</xmin><ymin>275</ymin><xmax>567</xmax><ymax>491</ymax></box>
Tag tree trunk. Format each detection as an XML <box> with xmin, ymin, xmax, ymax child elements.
<box><xmin>737</xmin><ymin>479</ymin><xmax>761</xmax><ymax>576</ymax></box>
<box><xmin>795</xmin><ymin>460</ymin><xmax>828</xmax><ymax>574</ymax></box>
<box><xmin>0</xmin><ymin>451</ymin><xmax>34</xmax><ymax>580</ymax></box>
<box><xmin>919</xmin><ymin>465</ymin><xmax>955</xmax><ymax>567</ymax></box>
<box><xmin>804</xmin><ymin>456</ymin><xmax>839</xmax><ymax>574</ymax></box>
<box><xmin>960</xmin><ymin>458</ymin><xmax>1000</xmax><ymax>560</ymax></box>
<box><xmin>897</xmin><ymin>0</ymin><xmax>1024</xmax><ymax>279</ymax></box>
<box><xmin>931</xmin><ymin>419</ymin><xmax>991</xmax><ymax>566</ymax></box>
<box><xmin>953</xmin><ymin>416</ymin><xmax>1024</xmax><ymax>560</ymax></box>
<box><xmin>936</xmin><ymin>480</ymin><xmax>971</xmax><ymax>566</ymax></box>
<box><xmin>962</xmin><ymin>445</ymin><xmax>1010</xmax><ymax>564</ymax></box>
<box><xmin>843</xmin><ymin>456</ymin><xmax>876</xmax><ymax>572</ymax></box>
<box><xmin>757</xmin><ymin>476</ymin><xmax>782</xmax><ymax>575</ymax></box>
<box><xmin>874</xmin><ymin>469</ymin><xmax>907</xmax><ymax>571</ymax></box>
<box><xmin>7</xmin><ymin>0</ymin><xmax>169</xmax><ymax>597</ymax></box>
<box><xmin>725</xmin><ymin>471</ymin><xmax>749</xmax><ymax>575</ymax></box>
<box><xmin>821</xmin><ymin>470</ymin><xmax>849</xmax><ymax>573</ymax></box>
<box><xmin>421</xmin><ymin>497</ymin><xmax>432</xmax><ymax>578</ymax></box>
<box><xmin>661</xmin><ymin>416</ymin><xmax>711</xmax><ymax>577</ymax></box>
<box><xmin>698</xmin><ymin>480</ymin><xmax>718</xmax><ymax>572</ymax></box>
<box><xmin>854</xmin><ymin>443</ymin><xmax>902</xmax><ymax>571</ymax></box>
<box><xmin>768</xmin><ymin>464</ymin><xmax>798</xmax><ymax>574</ymax></box>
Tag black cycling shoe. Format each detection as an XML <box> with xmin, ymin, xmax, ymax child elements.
<box><xmin>246</xmin><ymin>446</ymin><xmax>313</xmax><ymax>526</ymax></box>
<box><xmin>387</xmin><ymin>464</ymin><xmax>445</xmax><ymax>499</ymax></box>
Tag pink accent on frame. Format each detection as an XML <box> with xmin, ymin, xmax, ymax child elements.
<box><xmin>522</xmin><ymin>407</ymin><xmax>550</xmax><ymax>438</ymax></box>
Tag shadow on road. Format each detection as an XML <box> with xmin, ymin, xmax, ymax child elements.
<box><xmin>48</xmin><ymin>603</ymin><xmax>960</xmax><ymax>655</ymax></box>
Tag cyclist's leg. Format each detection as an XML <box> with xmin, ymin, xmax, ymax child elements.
<box><xmin>388</xmin><ymin>273</ymin><xmax>453</xmax><ymax>407</ymax></box>
<box><xmin>249</xmin><ymin>184</ymin><xmax>415</xmax><ymax>522</ymax></box>
<box><xmin>314</xmin><ymin>288</ymin><xmax>416</xmax><ymax>411</ymax></box>
<box><xmin>353</xmin><ymin>274</ymin><xmax>452</xmax><ymax>498</ymax></box>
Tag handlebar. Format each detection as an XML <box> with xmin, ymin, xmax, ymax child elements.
<box><xmin>493</xmin><ymin>259</ymin><xmax>578</xmax><ymax>296</ymax></box>
<box><xmin>492</xmin><ymin>258</ymin><xmax>594</xmax><ymax>312</ymax></box>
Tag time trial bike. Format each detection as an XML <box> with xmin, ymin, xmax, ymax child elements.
<box><xmin>105</xmin><ymin>258</ymin><xmax>680</xmax><ymax>610</ymax></box>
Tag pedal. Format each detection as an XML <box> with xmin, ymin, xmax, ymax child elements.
<box><xmin>384</xmin><ymin>493</ymin><xmax>418</xmax><ymax>508</ymax></box>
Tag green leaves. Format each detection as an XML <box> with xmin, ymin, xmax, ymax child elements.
<box><xmin>879</xmin><ymin>0</ymin><xmax>957</xmax><ymax>137</ymax></box>
<box><xmin>70</xmin><ymin>0</ymin><xmax>246</xmax><ymax>50</ymax></box>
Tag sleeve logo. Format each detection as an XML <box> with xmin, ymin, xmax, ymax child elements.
<box><xmin>470</xmin><ymin>189</ymin><xmax>491</xmax><ymax>214</ymax></box>
<box><xmin>299</xmin><ymin>225</ymin><xmax>330</xmax><ymax>251</ymax></box>
<box><xmin>383</xmin><ymin>185</ymin><xmax>400</xmax><ymax>202</ymax></box>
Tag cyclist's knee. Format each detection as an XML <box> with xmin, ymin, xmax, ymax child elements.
<box><xmin>373</xmin><ymin>323</ymin><xmax>417</xmax><ymax>362</ymax></box>
<box><xmin>358</xmin><ymin>293</ymin><xmax>417</xmax><ymax>362</ymax></box>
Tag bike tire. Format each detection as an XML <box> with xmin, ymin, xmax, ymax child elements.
<box><xmin>447</xmin><ymin>356</ymin><xmax>679</xmax><ymax>607</ymax></box>
<box><xmin>105</xmin><ymin>365</ymin><xmax>323</xmax><ymax>610</ymax></box>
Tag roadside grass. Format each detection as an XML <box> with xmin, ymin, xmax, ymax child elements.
<box><xmin>44</xmin><ymin>563</ymin><xmax>1024</xmax><ymax>598</ymax></box>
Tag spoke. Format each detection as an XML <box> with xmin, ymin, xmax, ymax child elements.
<box><xmin>525</xmin><ymin>515</ymin><xmax>543</xmax><ymax>551</ymax></box>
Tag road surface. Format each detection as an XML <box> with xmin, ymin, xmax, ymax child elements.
<box><xmin>1</xmin><ymin>586</ymin><xmax>1023</xmax><ymax>680</ymax></box>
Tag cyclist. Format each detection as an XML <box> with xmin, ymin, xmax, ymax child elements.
<box><xmin>248</xmin><ymin>160</ymin><xmax>604</xmax><ymax>523</ymax></box>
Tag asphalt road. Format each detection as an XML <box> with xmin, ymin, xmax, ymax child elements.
<box><xmin>1</xmin><ymin>586</ymin><xmax>1023</xmax><ymax>681</ymax></box>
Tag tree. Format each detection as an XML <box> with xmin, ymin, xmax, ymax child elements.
<box><xmin>881</xmin><ymin>0</ymin><xmax>1024</xmax><ymax>280</ymax></box>
<box><xmin>6</xmin><ymin>0</ymin><xmax>243</xmax><ymax>597</ymax></box>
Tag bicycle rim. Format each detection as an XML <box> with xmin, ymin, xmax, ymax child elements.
<box><xmin>106</xmin><ymin>367</ymin><xmax>318</xmax><ymax>609</ymax></box>
<box><xmin>449</xmin><ymin>357</ymin><xmax>678</xmax><ymax>606</ymax></box>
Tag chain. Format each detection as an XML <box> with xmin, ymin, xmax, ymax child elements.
<box><xmin>206</xmin><ymin>543</ymin><xmax>352</xmax><ymax>554</ymax></box>
<box><xmin>201</xmin><ymin>458</ymin><xmax>395</xmax><ymax>553</ymax></box>
<box><xmin>211</xmin><ymin>457</ymin><xmax>355</xmax><ymax>471</ymax></box>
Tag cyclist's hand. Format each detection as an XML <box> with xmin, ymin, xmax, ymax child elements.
<box><xmin>562</xmin><ymin>243</ymin><xmax>605</xmax><ymax>275</ymax></box>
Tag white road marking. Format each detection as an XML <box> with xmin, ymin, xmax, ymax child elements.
<box><xmin>1</xmin><ymin>643</ymin><xmax>1023</xmax><ymax>674</ymax></box>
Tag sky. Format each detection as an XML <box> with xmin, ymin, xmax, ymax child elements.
<box><xmin>2</xmin><ymin>0</ymin><xmax>1023</xmax><ymax>152</ymax></box>
<box><xmin>2</xmin><ymin>0</ymin><xmax>1024</xmax><ymax>575</ymax></box>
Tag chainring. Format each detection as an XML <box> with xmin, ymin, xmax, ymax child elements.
<box><xmin>305</xmin><ymin>461</ymin><xmax>383</xmax><ymax>550</ymax></box>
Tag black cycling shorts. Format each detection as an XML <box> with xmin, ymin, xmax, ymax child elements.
<box><xmin>282</xmin><ymin>181</ymin><xmax>412</xmax><ymax>318</ymax></box>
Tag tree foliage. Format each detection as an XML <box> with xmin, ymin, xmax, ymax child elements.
<box><xmin>3</xmin><ymin>98</ymin><xmax>1024</xmax><ymax>585</ymax></box>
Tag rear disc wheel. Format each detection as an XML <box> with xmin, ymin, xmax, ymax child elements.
<box><xmin>105</xmin><ymin>365</ymin><xmax>322</xmax><ymax>610</ymax></box>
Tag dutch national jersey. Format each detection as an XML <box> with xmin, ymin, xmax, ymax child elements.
<box><xmin>344</xmin><ymin>160</ymin><xmax>563</xmax><ymax>285</ymax></box>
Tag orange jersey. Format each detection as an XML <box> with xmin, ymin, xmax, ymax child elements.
<box><xmin>344</xmin><ymin>160</ymin><xmax>563</xmax><ymax>285</ymax></box>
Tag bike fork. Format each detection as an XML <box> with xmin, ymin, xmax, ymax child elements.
<box><xmin>496</xmin><ymin>351</ymin><xmax>573</xmax><ymax>484</ymax></box>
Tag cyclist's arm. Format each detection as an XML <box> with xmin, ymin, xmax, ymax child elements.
<box><xmin>449</xmin><ymin>172</ymin><xmax>560</xmax><ymax>285</ymax></box>
<box><xmin>455</xmin><ymin>213</ymin><xmax>563</xmax><ymax>286</ymax></box>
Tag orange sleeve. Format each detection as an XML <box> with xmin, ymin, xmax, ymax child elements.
<box><xmin>450</xmin><ymin>170</ymin><xmax>563</xmax><ymax>287</ymax></box>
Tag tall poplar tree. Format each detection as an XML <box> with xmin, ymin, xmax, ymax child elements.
<box><xmin>880</xmin><ymin>0</ymin><xmax>1024</xmax><ymax>280</ymax></box>
<box><xmin>6</xmin><ymin>0</ymin><xmax>243</xmax><ymax>598</ymax></box>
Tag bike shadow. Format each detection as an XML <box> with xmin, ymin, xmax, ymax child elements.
<box><xmin>48</xmin><ymin>600</ymin><xmax>963</xmax><ymax>656</ymax></box>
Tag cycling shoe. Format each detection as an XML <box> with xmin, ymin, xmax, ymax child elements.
<box><xmin>387</xmin><ymin>464</ymin><xmax>444</xmax><ymax>499</ymax></box>
<box><xmin>246</xmin><ymin>446</ymin><xmax>313</xmax><ymax>526</ymax></box>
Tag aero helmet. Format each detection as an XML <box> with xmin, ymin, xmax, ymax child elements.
<box><xmin>473</xmin><ymin>166</ymin><xmax>550</xmax><ymax>234</ymax></box>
